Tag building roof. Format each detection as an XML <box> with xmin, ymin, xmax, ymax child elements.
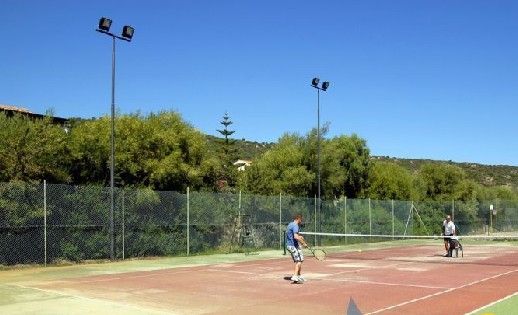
<box><xmin>0</xmin><ymin>104</ymin><xmax>68</xmax><ymax>124</ymax></box>
<box><xmin>0</xmin><ymin>104</ymin><xmax>33</xmax><ymax>114</ymax></box>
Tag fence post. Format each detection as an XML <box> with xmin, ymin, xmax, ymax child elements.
<box><xmin>452</xmin><ymin>200</ymin><xmax>455</xmax><ymax>221</ymax></box>
<box><xmin>43</xmin><ymin>180</ymin><xmax>47</xmax><ymax>267</ymax></box>
<box><xmin>279</xmin><ymin>192</ymin><xmax>282</xmax><ymax>250</ymax></box>
<box><xmin>344</xmin><ymin>196</ymin><xmax>347</xmax><ymax>244</ymax></box>
<box><xmin>411</xmin><ymin>201</ymin><xmax>414</xmax><ymax>235</ymax></box>
<box><xmin>392</xmin><ymin>199</ymin><xmax>394</xmax><ymax>239</ymax></box>
<box><xmin>369</xmin><ymin>198</ymin><xmax>372</xmax><ymax>235</ymax></box>
<box><xmin>187</xmin><ymin>187</ymin><xmax>191</xmax><ymax>256</ymax></box>
<box><xmin>314</xmin><ymin>195</ymin><xmax>317</xmax><ymax>246</ymax></box>
<box><xmin>122</xmin><ymin>189</ymin><xmax>125</xmax><ymax>260</ymax></box>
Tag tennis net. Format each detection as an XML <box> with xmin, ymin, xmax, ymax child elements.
<box><xmin>299</xmin><ymin>231</ymin><xmax>518</xmax><ymax>267</ymax></box>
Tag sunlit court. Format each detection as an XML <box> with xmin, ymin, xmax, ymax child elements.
<box><xmin>2</xmin><ymin>1</ymin><xmax>518</xmax><ymax>315</ymax></box>
<box><xmin>2</xmin><ymin>235</ymin><xmax>518</xmax><ymax>315</ymax></box>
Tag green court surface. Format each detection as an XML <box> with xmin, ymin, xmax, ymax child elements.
<box><xmin>0</xmin><ymin>250</ymin><xmax>282</xmax><ymax>315</ymax></box>
<box><xmin>471</xmin><ymin>293</ymin><xmax>518</xmax><ymax>315</ymax></box>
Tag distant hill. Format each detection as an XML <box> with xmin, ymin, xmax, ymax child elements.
<box><xmin>206</xmin><ymin>136</ymin><xmax>518</xmax><ymax>188</ymax></box>
<box><xmin>205</xmin><ymin>135</ymin><xmax>274</xmax><ymax>161</ymax></box>
<box><xmin>374</xmin><ymin>156</ymin><xmax>518</xmax><ymax>188</ymax></box>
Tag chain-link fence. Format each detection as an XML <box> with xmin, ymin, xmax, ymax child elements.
<box><xmin>1</xmin><ymin>181</ymin><xmax>517</xmax><ymax>265</ymax></box>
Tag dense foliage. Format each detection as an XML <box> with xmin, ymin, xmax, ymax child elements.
<box><xmin>1</xmin><ymin>111</ymin><xmax>517</xmax><ymax>200</ymax></box>
<box><xmin>1</xmin><ymin>111</ymin><xmax>518</xmax><ymax>264</ymax></box>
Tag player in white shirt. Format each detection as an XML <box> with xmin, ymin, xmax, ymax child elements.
<box><xmin>442</xmin><ymin>215</ymin><xmax>456</xmax><ymax>257</ymax></box>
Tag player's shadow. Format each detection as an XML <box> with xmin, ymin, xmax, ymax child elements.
<box><xmin>283</xmin><ymin>275</ymin><xmax>306</xmax><ymax>284</ymax></box>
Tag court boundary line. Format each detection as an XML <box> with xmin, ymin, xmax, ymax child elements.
<box><xmin>39</xmin><ymin>269</ymin><xmax>193</xmax><ymax>285</ymax></box>
<box><xmin>465</xmin><ymin>291</ymin><xmax>518</xmax><ymax>315</ymax></box>
<box><xmin>325</xmin><ymin>278</ymin><xmax>447</xmax><ymax>290</ymax></box>
<box><xmin>206</xmin><ymin>265</ymin><xmax>448</xmax><ymax>290</ymax></box>
<box><xmin>365</xmin><ymin>268</ymin><xmax>518</xmax><ymax>314</ymax></box>
<box><xmin>7</xmin><ymin>284</ymin><xmax>174</xmax><ymax>314</ymax></box>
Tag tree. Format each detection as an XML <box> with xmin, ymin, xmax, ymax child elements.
<box><xmin>0</xmin><ymin>113</ymin><xmax>69</xmax><ymax>183</ymax></box>
<box><xmin>322</xmin><ymin>134</ymin><xmax>371</xmax><ymax>198</ymax></box>
<box><xmin>415</xmin><ymin>163</ymin><xmax>467</xmax><ymax>200</ymax></box>
<box><xmin>368</xmin><ymin>161</ymin><xmax>414</xmax><ymax>200</ymax></box>
<box><xmin>243</xmin><ymin>133</ymin><xmax>314</xmax><ymax>195</ymax></box>
<box><xmin>68</xmin><ymin>111</ymin><xmax>217</xmax><ymax>191</ymax></box>
<box><xmin>216</xmin><ymin>112</ymin><xmax>238</xmax><ymax>188</ymax></box>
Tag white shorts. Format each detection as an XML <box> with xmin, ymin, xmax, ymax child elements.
<box><xmin>287</xmin><ymin>245</ymin><xmax>304</xmax><ymax>262</ymax></box>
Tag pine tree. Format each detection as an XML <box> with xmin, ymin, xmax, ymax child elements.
<box><xmin>216</xmin><ymin>112</ymin><xmax>238</xmax><ymax>188</ymax></box>
<box><xmin>217</xmin><ymin>112</ymin><xmax>235</xmax><ymax>148</ymax></box>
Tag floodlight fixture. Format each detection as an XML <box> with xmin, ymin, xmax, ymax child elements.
<box><xmin>98</xmin><ymin>17</ymin><xmax>112</xmax><ymax>32</ymax></box>
<box><xmin>312</xmin><ymin>77</ymin><xmax>320</xmax><ymax>87</ymax></box>
<box><xmin>122</xmin><ymin>25</ymin><xmax>134</xmax><ymax>41</ymax></box>
<box><xmin>322</xmin><ymin>81</ymin><xmax>330</xmax><ymax>91</ymax></box>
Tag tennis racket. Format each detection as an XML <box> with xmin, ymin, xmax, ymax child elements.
<box><xmin>307</xmin><ymin>246</ymin><xmax>327</xmax><ymax>261</ymax></box>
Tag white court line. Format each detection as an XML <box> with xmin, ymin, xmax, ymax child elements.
<box><xmin>8</xmin><ymin>284</ymin><xmax>174</xmax><ymax>314</ymax></box>
<box><xmin>323</xmin><ymin>278</ymin><xmax>447</xmax><ymax>290</ymax></box>
<box><xmin>365</xmin><ymin>269</ymin><xmax>518</xmax><ymax>314</ymax></box>
<box><xmin>206</xmin><ymin>268</ymin><xmax>256</xmax><ymax>275</ymax></box>
<box><xmin>334</xmin><ymin>268</ymin><xmax>372</xmax><ymax>275</ymax></box>
<box><xmin>465</xmin><ymin>291</ymin><xmax>518</xmax><ymax>315</ymax></box>
<box><xmin>43</xmin><ymin>269</ymin><xmax>193</xmax><ymax>285</ymax></box>
<box><xmin>11</xmin><ymin>284</ymin><xmax>106</xmax><ymax>301</ymax></box>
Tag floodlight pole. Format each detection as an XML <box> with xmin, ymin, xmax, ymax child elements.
<box><xmin>110</xmin><ymin>35</ymin><xmax>116</xmax><ymax>261</ymax></box>
<box><xmin>317</xmin><ymin>88</ymin><xmax>321</xmax><ymax>238</ymax></box>
<box><xmin>311</xmin><ymin>78</ymin><xmax>329</xmax><ymax>245</ymax></box>
<box><xmin>97</xmin><ymin>24</ymin><xmax>132</xmax><ymax>261</ymax></box>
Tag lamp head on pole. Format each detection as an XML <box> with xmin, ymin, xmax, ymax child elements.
<box><xmin>321</xmin><ymin>81</ymin><xmax>330</xmax><ymax>91</ymax></box>
<box><xmin>311</xmin><ymin>77</ymin><xmax>320</xmax><ymax>87</ymax></box>
<box><xmin>98</xmin><ymin>17</ymin><xmax>112</xmax><ymax>32</ymax></box>
<box><xmin>122</xmin><ymin>25</ymin><xmax>135</xmax><ymax>41</ymax></box>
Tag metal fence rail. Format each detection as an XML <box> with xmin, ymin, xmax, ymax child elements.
<box><xmin>0</xmin><ymin>181</ymin><xmax>517</xmax><ymax>265</ymax></box>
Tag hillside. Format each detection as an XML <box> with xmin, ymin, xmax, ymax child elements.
<box><xmin>375</xmin><ymin>156</ymin><xmax>518</xmax><ymax>188</ymax></box>
<box><xmin>206</xmin><ymin>136</ymin><xmax>518</xmax><ymax>189</ymax></box>
<box><xmin>205</xmin><ymin>135</ymin><xmax>274</xmax><ymax>160</ymax></box>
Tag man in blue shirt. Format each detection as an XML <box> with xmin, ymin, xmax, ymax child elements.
<box><xmin>286</xmin><ymin>214</ymin><xmax>308</xmax><ymax>283</ymax></box>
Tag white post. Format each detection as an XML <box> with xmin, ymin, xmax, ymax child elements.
<box><xmin>187</xmin><ymin>187</ymin><xmax>190</xmax><ymax>256</ymax></box>
<box><xmin>43</xmin><ymin>180</ymin><xmax>47</xmax><ymax>267</ymax></box>
<box><xmin>122</xmin><ymin>189</ymin><xmax>125</xmax><ymax>260</ymax></box>
<box><xmin>279</xmin><ymin>192</ymin><xmax>282</xmax><ymax>250</ymax></box>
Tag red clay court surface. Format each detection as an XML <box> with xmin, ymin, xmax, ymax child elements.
<box><xmin>33</xmin><ymin>244</ymin><xmax>518</xmax><ymax>314</ymax></box>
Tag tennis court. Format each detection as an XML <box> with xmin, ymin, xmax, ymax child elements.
<box><xmin>2</xmin><ymin>237</ymin><xmax>518</xmax><ymax>315</ymax></box>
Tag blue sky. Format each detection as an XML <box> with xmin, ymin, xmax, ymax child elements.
<box><xmin>1</xmin><ymin>1</ymin><xmax>517</xmax><ymax>166</ymax></box>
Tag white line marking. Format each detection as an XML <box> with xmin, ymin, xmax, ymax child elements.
<box><xmin>324</xmin><ymin>278</ymin><xmax>447</xmax><ymax>290</ymax></box>
<box><xmin>465</xmin><ymin>291</ymin><xmax>518</xmax><ymax>315</ymax></box>
<box><xmin>12</xmin><ymin>283</ymin><xmax>105</xmax><ymax>302</ymax></box>
<box><xmin>43</xmin><ymin>269</ymin><xmax>193</xmax><ymax>285</ymax></box>
<box><xmin>9</xmin><ymin>284</ymin><xmax>174</xmax><ymax>314</ymax></box>
<box><xmin>365</xmin><ymin>269</ymin><xmax>518</xmax><ymax>314</ymax></box>
<box><xmin>334</xmin><ymin>268</ymin><xmax>372</xmax><ymax>275</ymax></box>
<box><xmin>206</xmin><ymin>269</ymin><xmax>256</xmax><ymax>275</ymax></box>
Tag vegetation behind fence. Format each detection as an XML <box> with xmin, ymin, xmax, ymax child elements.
<box><xmin>1</xmin><ymin>181</ymin><xmax>517</xmax><ymax>265</ymax></box>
